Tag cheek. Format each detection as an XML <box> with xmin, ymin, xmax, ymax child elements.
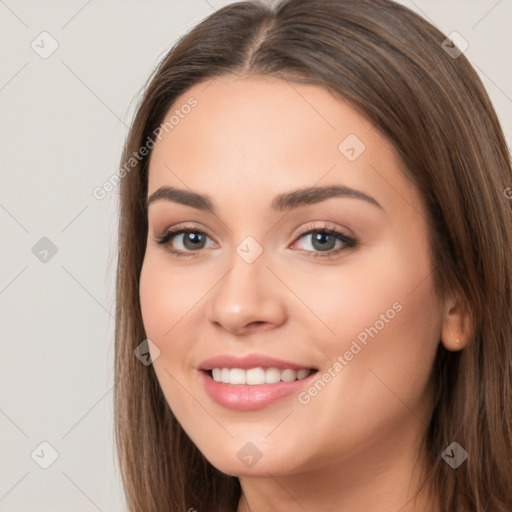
<box><xmin>139</xmin><ymin>252</ymin><xmax>202</xmax><ymax>339</ymax></box>
<box><xmin>286</xmin><ymin>233</ymin><xmax>442</xmax><ymax>413</ymax></box>
<box><xmin>282</xmin><ymin>259</ymin><xmax>442</xmax><ymax>468</ymax></box>
<box><xmin>139</xmin><ymin>253</ymin><xmax>201</xmax><ymax>413</ymax></box>
<box><xmin>307</xmin><ymin>241</ymin><xmax>441</xmax><ymax>414</ymax></box>
<box><xmin>282</xmin><ymin>240</ymin><xmax>437</xmax><ymax>352</ymax></box>
<box><xmin>138</xmin><ymin>251</ymin><xmax>217</xmax><ymax>407</ymax></box>
<box><xmin>139</xmin><ymin>258</ymin><xmax>169</xmax><ymax>339</ymax></box>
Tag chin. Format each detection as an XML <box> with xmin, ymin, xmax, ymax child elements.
<box><xmin>194</xmin><ymin>439</ymin><xmax>308</xmax><ymax>478</ymax></box>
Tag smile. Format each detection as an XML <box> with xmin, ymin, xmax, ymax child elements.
<box><xmin>198</xmin><ymin>354</ymin><xmax>318</xmax><ymax>410</ymax></box>
<box><xmin>210</xmin><ymin>367</ymin><xmax>313</xmax><ymax>385</ymax></box>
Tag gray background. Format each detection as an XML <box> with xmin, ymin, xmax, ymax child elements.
<box><xmin>1</xmin><ymin>0</ymin><xmax>510</xmax><ymax>510</ymax></box>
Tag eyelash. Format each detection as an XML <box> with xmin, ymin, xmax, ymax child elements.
<box><xmin>152</xmin><ymin>222</ymin><xmax>357</xmax><ymax>259</ymax></box>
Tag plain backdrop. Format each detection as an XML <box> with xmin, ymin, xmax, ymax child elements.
<box><xmin>1</xmin><ymin>0</ymin><xmax>511</xmax><ymax>510</ymax></box>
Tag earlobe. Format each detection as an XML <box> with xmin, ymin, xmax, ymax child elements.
<box><xmin>440</xmin><ymin>293</ymin><xmax>472</xmax><ymax>351</ymax></box>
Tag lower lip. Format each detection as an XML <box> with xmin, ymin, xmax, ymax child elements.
<box><xmin>200</xmin><ymin>370</ymin><xmax>316</xmax><ymax>410</ymax></box>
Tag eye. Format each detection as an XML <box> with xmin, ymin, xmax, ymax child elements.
<box><xmin>153</xmin><ymin>225</ymin><xmax>216</xmax><ymax>257</ymax></box>
<box><xmin>153</xmin><ymin>222</ymin><xmax>356</xmax><ymax>259</ymax></box>
<box><xmin>291</xmin><ymin>224</ymin><xmax>356</xmax><ymax>258</ymax></box>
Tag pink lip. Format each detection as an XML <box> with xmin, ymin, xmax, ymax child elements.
<box><xmin>197</xmin><ymin>353</ymin><xmax>317</xmax><ymax>410</ymax></box>
<box><xmin>199</xmin><ymin>371</ymin><xmax>317</xmax><ymax>410</ymax></box>
<box><xmin>198</xmin><ymin>353</ymin><xmax>314</xmax><ymax>371</ymax></box>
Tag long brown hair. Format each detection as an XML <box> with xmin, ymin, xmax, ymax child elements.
<box><xmin>114</xmin><ymin>1</ymin><xmax>512</xmax><ymax>510</ymax></box>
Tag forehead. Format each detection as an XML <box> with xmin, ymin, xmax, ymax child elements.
<box><xmin>146</xmin><ymin>75</ymin><xmax>417</xmax><ymax>215</ymax></box>
<box><xmin>149</xmin><ymin>75</ymin><xmax>374</xmax><ymax>171</ymax></box>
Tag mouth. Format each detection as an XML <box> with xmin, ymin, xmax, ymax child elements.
<box><xmin>198</xmin><ymin>355</ymin><xmax>319</xmax><ymax>410</ymax></box>
<box><xmin>204</xmin><ymin>367</ymin><xmax>316</xmax><ymax>385</ymax></box>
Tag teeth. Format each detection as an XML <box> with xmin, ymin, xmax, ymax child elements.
<box><xmin>296</xmin><ymin>369</ymin><xmax>310</xmax><ymax>380</ymax></box>
<box><xmin>210</xmin><ymin>367</ymin><xmax>312</xmax><ymax>385</ymax></box>
<box><xmin>221</xmin><ymin>368</ymin><xmax>230</xmax><ymax>383</ymax></box>
<box><xmin>246</xmin><ymin>367</ymin><xmax>266</xmax><ymax>385</ymax></box>
<box><xmin>280</xmin><ymin>369</ymin><xmax>297</xmax><ymax>382</ymax></box>
<box><xmin>265</xmin><ymin>367</ymin><xmax>281</xmax><ymax>384</ymax></box>
<box><xmin>229</xmin><ymin>368</ymin><xmax>246</xmax><ymax>385</ymax></box>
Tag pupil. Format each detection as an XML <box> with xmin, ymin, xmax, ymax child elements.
<box><xmin>185</xmin><ymin>232</ymin><xmax>204</xmax><ymax>249</ymax></box>
<box><xmin>313</xmin><ymin>232</ymin><xmax>335</xmax><ymax>251</ymax></box>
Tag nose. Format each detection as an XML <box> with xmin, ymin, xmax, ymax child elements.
<box><xmin>206</xmin><ymin>252</ymin><xmax>287</xmax><ymax>336</ymax></box>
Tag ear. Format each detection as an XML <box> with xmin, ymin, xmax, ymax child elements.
<box><xmin>440</xmin><ymin>290</ymin><xmax>472</xmax><ymax>351</ymax></box>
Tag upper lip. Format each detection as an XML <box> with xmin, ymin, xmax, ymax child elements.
<box><xmin>198</xmin><ymin>354</ymin><xmax>316</xmax><ymax>371</ymax></box>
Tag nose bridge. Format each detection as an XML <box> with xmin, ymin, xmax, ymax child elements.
<box><xmin>206</xmin><ymin>237</ymin><xmax>287</xmax><ymax>334</ymax></box>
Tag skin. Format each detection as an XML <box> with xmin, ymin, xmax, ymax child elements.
<box><xmin>139</xmin><ymin>74</ymin><xmax>468</xmax><ymax>512</ymax></box>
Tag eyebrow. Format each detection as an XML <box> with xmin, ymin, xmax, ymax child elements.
<box><xmin>146</xmin><ymin>184</ymin><xmax>383</xmax><ymax>212</ymax></box>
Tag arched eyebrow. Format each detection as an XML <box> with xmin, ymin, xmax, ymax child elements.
<box><xmin>146</xmin><ymin>185</ymin><xmax>383</xmax><ymax>211</ymax></box>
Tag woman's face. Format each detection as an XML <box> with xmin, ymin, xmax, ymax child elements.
<box><xmin>139</xmin><ymin>75</ymin><xmax>445</xmax><ymax>478</ymax></box>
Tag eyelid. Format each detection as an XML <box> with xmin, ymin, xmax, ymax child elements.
<box><xmin>154</xmin><ymin>221</ymin><xmax>216</xmax><ymax>241</ymax></box>
<box><xmin>291</xmin><ymin>220</ymin><xmax>354</xmax><ymax>240</ymax></box>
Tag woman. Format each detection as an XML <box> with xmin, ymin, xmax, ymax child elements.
<box><xmin>114</xmin><ymin>0</ymin><xmax>512</xmax><ymax>510</ymax></box>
